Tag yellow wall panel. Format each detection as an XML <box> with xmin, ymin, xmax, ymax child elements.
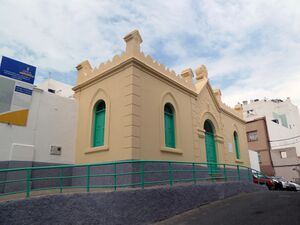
<box><xmin>0</xmin><ymin>109</ymin><xmax>29</xmax><ymax>126</ymax></box>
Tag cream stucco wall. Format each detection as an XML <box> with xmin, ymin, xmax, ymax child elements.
<box><xmin>73</xmin><ymin>30</ymin><xmax>250</xmax><ymax>167</ymax></box>
<box><xmin>136</xmin><ymin>66</ymin><xmax>194</xmax><ymax>161</ymax></box>
<box><xmin>220</xmin><ymin>111</ymin><xmax>249</xmax><ymax>164</ymax></box>
<box><xmin>74</xmin><ymin>65</ymin><xmax>140</xmax><ymax>163</ymax></box>
<box><xmin>192</xmin><ymin>85</ymin><xmax>250</xmax><ymax>165</ymax></box>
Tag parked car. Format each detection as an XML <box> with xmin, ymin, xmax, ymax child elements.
<box><xmin>289</xmin><ymin>181</ymin><xmax>300</xmax><ymax>192</ymax></box>
<box><xmin>270</xmin><ymin>177</ymin><xmax>290</xmax><ymax>190</ymax></box>
<box><xmin>270</xmin><ymin>177</ymin><xmax>299</xmax><ymax>191</ymax></box>
<box><xmin>253</xmin><ymin>173</ymin><xmax>274</xmax><ymax>190</ymax></box>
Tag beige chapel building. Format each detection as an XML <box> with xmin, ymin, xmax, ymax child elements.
<box><xmin>73</xmin><ymin>30</ymin><xmax>250</xmax><ymax>167</ymax></box>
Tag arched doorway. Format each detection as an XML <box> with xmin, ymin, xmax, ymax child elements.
<box><xmin>204</xmin><ymin>120</ymin><xmax>217</xmax><ymax>173</ymax></box>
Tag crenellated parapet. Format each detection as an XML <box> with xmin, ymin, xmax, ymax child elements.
<box><xmin>212</xmin><ymin>88</ymin><xmax>243</xmax><ymax>118</ymax></box>
<box><xmin>134</xmin><ymin>51</ymin><xmax>196</xmax><ymax>91</ymax></box>
<box><xmin>75</xmin><ymin>52</ymin><xmax>128</xmax><ymax>85</ymax></box>
<box><xmin>74</xmin><ymin>29</ymin><xmax>242</xmax><ymax>120</ymax></box>
<box><xmin>75</xmin><ymin>30</ymin><xmax>196</xmax><ymax>91</ymax></box>
<box><xmin>220</xmin><ymin>102</ymin><xmax>243</xmax><ymax>118</ymax></box>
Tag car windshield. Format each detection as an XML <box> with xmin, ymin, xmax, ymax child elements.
<box><xmin>253</xmin><ymin>173</ymin><xmax>265</xmax><ymax>178</ymax></box>
<box><xmin>273</xmin><ymin>177</ymin><xmax>287</xmax><ymax>182</ymax></box>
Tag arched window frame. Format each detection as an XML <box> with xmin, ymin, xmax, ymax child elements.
<box><xmin>160</xmin><ymin>92</ymin><xmax>181</xmax><ymax>154</ymax></box>
<box><xmin>233</xmin><ymin>131</ymin><xmax>240</xmax><ymax>159</ymax></box>
<box><xmin>204</xmin><ymin>119</ymin><xmax>215</xmax><ymax>135</ymax></box>
<box><xmin>164</xmin><ymin>103</ymin><xmax>176</xmax><ymax>148</ymax></box>
<box><xmin>92</xmin><ymin>100</ymin><xmax>106</xmax><ymax>147</ymax></box>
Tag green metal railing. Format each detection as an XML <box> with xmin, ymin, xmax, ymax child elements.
<box><xmin>0</xmin><ymin>160</ymin><xmax>268</xmax><ymax>198</ymax></box>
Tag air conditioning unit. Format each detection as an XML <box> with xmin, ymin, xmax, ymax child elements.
<box><xmin>50</xmin><ymin>146</ymin><xmax>62</xmax><ymax>155</ymax></box>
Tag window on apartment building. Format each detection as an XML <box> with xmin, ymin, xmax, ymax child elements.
<box><xmin>280</xmin><ymin>115</ymin><xmax>288</xmax><ymax>128</ymax></box>
<box><xmin>164</xmin><ymin>103</ymin><xmax>176</xmax><ymax>148</ymax></box>
<box><xmin>246</xmin><ymin>109</ymin><xmax>254</xmax><ymax>117</ymax></box>
<box><xmin>280</xmin><ymin>151</ymin><xmax>287</xmax><ymax>159</ymax></box>
<box><xmin>93</xmin><ymin>100</ymin><xmax>106</xmax><ymax>147</ymax></box>
<box><xmin>247</xmin><ymin>131</ymin><xmax>258</xmax><ymax>142</ymax></box>
<box><xmin>234</xmin><ymin>131</ymin><xmax>240</xmax><ymax>159</ymax></box>
<box><xmin>272</xmin><ymin>112</ymin><xmax>289</xmax><ymax>128</ymax></box>
<box><xmin>48</xmin><ymin>88</ymin><xmax>55</xmax><ymax>93</ymax></box>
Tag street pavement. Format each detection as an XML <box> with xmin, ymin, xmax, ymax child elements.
<box><xmin>153</xmin><ymin>191</ymin><xmax>300</xmax><ymax>225</ymax></box>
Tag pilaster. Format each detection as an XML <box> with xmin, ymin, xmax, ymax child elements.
<box><xmin>122</xmin><ymin>66</ymin><xmax>141</xmax><ymax>159</ymax></box>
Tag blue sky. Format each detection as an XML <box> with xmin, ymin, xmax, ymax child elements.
<box><xmin>0</xmin><ymin>0</ymin><xmax>300</xmax><ymax>107</ymax></box>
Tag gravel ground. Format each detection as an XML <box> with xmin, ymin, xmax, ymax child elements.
<box><xmin>0</xmin><ymin>182</ymin><xmax>266</xmax><ymax>225</ymax></box>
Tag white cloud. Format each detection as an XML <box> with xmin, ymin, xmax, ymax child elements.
<box><xmin>0</xmin><ymin>0</ymin><xmax>299</xmax><ymax>107</ymax></box>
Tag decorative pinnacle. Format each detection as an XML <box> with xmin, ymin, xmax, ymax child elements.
<box><xmin>181</xmin><ymin>68</ymin><xmax>194</xmax><ymax>82</ymax></box>
<box><xmin>76</xmin><ymin>60</ymin><xmax>92</xmax><ymax>72</ymax></box>
<box><xmin>195</xmin><ymin>65</ymin><xmax>208</xmax><ymax>80</ymax></box>
<box><xmin>123</xmin><ymin>30</ymin><xmax>143</xmax><ymax>54</ymax></box>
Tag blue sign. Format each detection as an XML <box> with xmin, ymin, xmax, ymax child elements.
<box><xmin>0</xmin><ymin>56</ymin><xmax>36</xmax><ymax>84</ymax></box>
<box><xmin>15</xmin><ymin>86</ymin><xmax>33</xmax><ymax>96</ymax></box>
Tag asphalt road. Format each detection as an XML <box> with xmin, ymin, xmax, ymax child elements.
<box><xmin>153</xmin><ymin>191</ymin><xmax>300</xmax><ymax>225</ymax></box>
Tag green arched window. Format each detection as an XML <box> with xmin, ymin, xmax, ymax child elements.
<box><xmin>93</xmin><ymin>100</ymin><xmax>106</xmax><ymax>147</ymax></box>
<box><xmin>164</xmin><ymin>103</ymin><xmax>176</xmax><ymax>148</ymax></box>
<box><xmin>234</xmin><ymin>131</ymin><xmax>240</xmax><ymax>159</ymax></box>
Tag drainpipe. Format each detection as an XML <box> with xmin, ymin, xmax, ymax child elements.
<box><xmin>263</xmin><ymin>117</ymin><xmax>275</xmax><ymax>176</ymax></box>
<box><xmin>292</xmin><ymin>166</ymin><xmax>300</xmax><ymax>177</ymax></box>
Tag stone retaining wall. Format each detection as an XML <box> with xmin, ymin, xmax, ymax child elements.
<box><xmin>0</xmin><ymin>182</ymin><xmax>267</xmax><ymax>225</ymax></box>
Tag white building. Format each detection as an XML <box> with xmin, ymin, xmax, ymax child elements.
<box><xmin>248</xmin><ymin>150</ymin><xmax>260</xmax><ymax>172</ymax></box>
<box><xmin>242</xmin><ymin>98</ymin><xmax>300</xmax><ymax>181</ymax></box>
<box><xmin>36</xmin><ymin>78</ymin><xmax>74</xmax><ymax>98</ymax></box>
<box><xmin>0</xmin><ymin>79</ymin><xmax>77</xmax><ymax>170</ymax></box>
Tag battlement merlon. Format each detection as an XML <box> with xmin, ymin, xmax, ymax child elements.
<box><xmin>181</xmin><ymin>68</ymin><xmax>194</xmax><ymax>82</ymax></box>
<box><xmin>213</xmin><ymin>89</ymin><xmax>222</xmax><ymax>102</ymax></box>
<box><xmin>76</xmin><ymin>60</ymin><xmax>93</xmax><ymax>85</ymax></box>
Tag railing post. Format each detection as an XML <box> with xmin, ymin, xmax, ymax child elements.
<box><xmin>59</xmin><ymin>168</ymin><xmax>63</xmax><ymax>193</ymax></box>
<box><xmin>237</xmin><ymin>165</ymin><xmax>241</xmax><ymax>181</ymax></box>
<box><xmin>26</xmin><ymin>169</ymin><xmax>31</xmax><ymax>198</ymax></box>
<box><xmin>223</xmin><ymin>164</ymin><xmax>227</xmax><ymax>182</ymax></box>
<box><xmin>209</xmin><ymin>163</ymin><xmax>214</xmax><ymax>182</ymax></box>
<box><xmin>247</xmin><ymin>168</ymin><xmax>251</xmax><ymax>182</ymax></box>
<box><xmin>192</xmin><ymin>163</ymin><xmax>196</xmax><ymax>185</ymax></box>
<box><xmin>86</xmin><ymin>165</ymin><xmax>90</xmax><ymax>193</ymax></box>
<box><xmin>114</xmin><ymin>162</ymin><xmax>117</xmax><ymax>191</ymax></box>
<box><xmin>168</xmin><ymin>162</ymin><xmax>173</xmax><ymax>187</ymax></box>
<box><xmin>140</xmin><ymin>162</ymin><xmax>144</xmax><ymax>189</ymax></box>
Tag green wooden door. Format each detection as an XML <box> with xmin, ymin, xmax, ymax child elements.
<box><xmin>164</xmin><ymin>111</ymin><xmax>175</xmax><ymax>148</ymax></box>
<box><xmin>93</xmin><ymin>109</ymin><xmax>105</xmax><ymax>147</ymax></box>
<box><xmin>205</xmin><ymin>132</ymin><xmax>217</xmax><ymax>173</ymax></box>
<box><xmin>234</xmin><ymin>133</ymin><xmax>240</xmax><ymax>159</ymax></box>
